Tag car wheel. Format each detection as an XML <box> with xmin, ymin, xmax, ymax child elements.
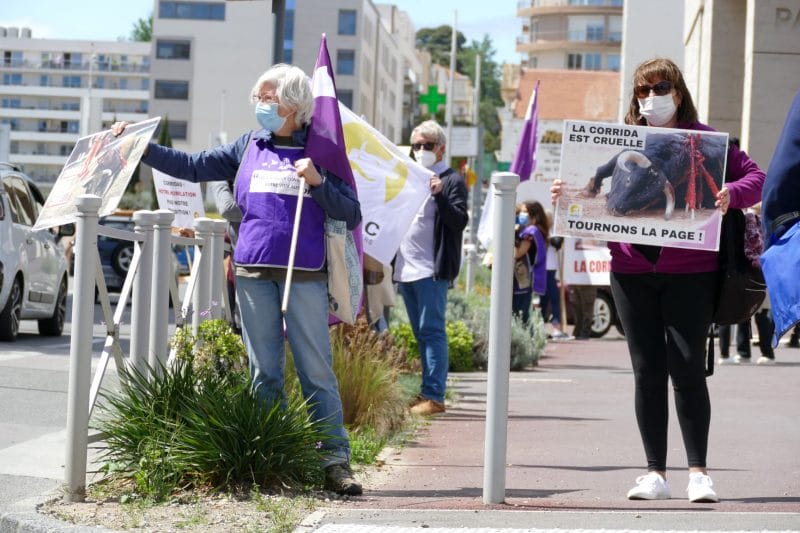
<box><xmin>0</xmin><ymin>277</ymin><xmax>23</xmax><ymax>341</ymax></box>
<box><xmin>590</xmin><ymin>291</ymin><xmax>614</xmax><ymax>338</ymax></box>
<box><xmin>111</xmin><ymin>244</ymin><xmax>134</xmax><ymax>276</ymax></box>
<box><xmin>38</xmin><ymin>277</ymin><xmax>67</xmax><ymax>336</ymax></box>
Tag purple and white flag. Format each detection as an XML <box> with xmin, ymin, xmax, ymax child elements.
<box><xmin>306</xmin><ymin>34</ymin><xmax>363</xmax><ymax>323</ymax></box>
<box><xmin>510</xmin><ymin>80</ymin><xmax>540</xmax><ymax>182</ymax></box>
<box><xmin>306</xmin><ymin>34</ymin><xmax>358</xmax><ymax>193</ymax></box>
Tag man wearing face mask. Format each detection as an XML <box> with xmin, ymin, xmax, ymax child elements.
<box><xmin>110</xmin><ymin>64</ymin><xmax>363</xmax><ymax>496</ymax></box>
<box><xmin>395</xmin><ymin>120</ymin><xmax>468</xmax><ymax>416</ymax></box>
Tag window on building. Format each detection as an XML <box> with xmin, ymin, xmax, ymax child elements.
<box><xmin>60</xmin><ymin>145</ymin><xmax>72</xmax><ymax>156</ymax></box>
<box><xmin>155</xmin><ymin>80</ymin><xmax>189</xmax><ymax>99</ymax></box>
<box><xmin>585</xmin><ymin>53</ymin><xmax>602</xmax><ymax>70</ymax></box>
<box><xmin>94</xmin><ymin>76</ymin><xmax>105</xmax><ymax>89</ymax></box>
<box><xmin>283</xmin><ymin>2</ymin><xmax>295</xmax><ymax>63</ymax></box>
<box><xmin>339</xmin><ymin>89</ymin><xmax>354</xmax><ymax>109</ymax></box>
<box><xmin>337</xmin><ymin>50</ymin><xmax>355</xmax><ymax>76</ymax></box>
<box><xmin>608</xmin><ymin>15</ymin><xmax>622</xmax><ymax>42</ymax></box>
<box><xmin>62</xmin><ymin>75</ymin><xmax>81</xmax><ymax>88</ymax></box>
<box><xmin>607</xmin><ymin>54</ymin><xmax>620</xmax><ymax>71</ymax></box>
<box><xmin>142</xmin><ymin>79</ymin><xmax>150</xmax><ymax>91</ymax></box>
<box><xmin>568</xmin><ymin>53</ymin><xmax>582</xmax><ymax>69</ymax></box>
<box><xmin>1</xmin><ymin>98</ymin><xmax>21</xmax><ymax>109</ymax></box>
<box><xmin>156</xmin><ymin>39</ymin><xmax>192</xmax><ymax>59</ymax></box>
<box><xmin>119</xmin><ymin>78</ymin><xmax>128</xmax><ymax>89</ymax></box>
<box><xmin>38</xmin><ymin>120</ymin><xmax>47</xmax><ymax>132</ymax></box>
<box><xmin>586</xmin><ymin>23</ymin><xmax>604</xmax><ymax>41</ymax></box>
<box><xmin>1</xmin><ymin>119</ymin><xmax>19</xmax><ymax>131</ymax></box>
<box><xmin>156</xmin><ymin>120</ymin><xmax>188</xmax><ymax>140</ymax></box>
<box><xmin>3</xmin><ymin>51</ymin><xmax>22</xmax><ymax>66</ymax></box>
<box><xmin>2</xmin><ymin>73</ymin><xmax>22</xmax><ymax>85</ymax></box>
<box><xmin>339</xmin><ymin>10</ymin><xmax>357</xmax><ymax>35</ymax></box>
<box><xmin>40</xmin><ymin>74</ymin><xmax>49</xmax><ymax>87</ymax></box>
<box><xmin>159</xmin><ymin>1</ymin><xmax>225</xmax><ymax>20</ymax></box>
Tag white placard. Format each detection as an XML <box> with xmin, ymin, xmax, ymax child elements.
<box><xmin>449</xmin><ymin>126</ymin><xmax>479</xmax><ymax>157</ymax></box>
<box><xmin>152</xmin><ymin>169</ymin><xmax>205</xmax><ymax>228</ymax></box>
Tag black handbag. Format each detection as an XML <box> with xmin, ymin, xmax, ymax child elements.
<box><xmin>713</xmin><ymin>208</ymin><xmax>766</xmax><ymax>326</ymax></box>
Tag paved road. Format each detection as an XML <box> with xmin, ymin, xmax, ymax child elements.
<box><xmin>2</xmin><ymin>290</ymin><xmax>799</xmax><ymax>531</ymax></box>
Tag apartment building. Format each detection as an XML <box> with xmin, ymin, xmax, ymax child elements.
<box><xmin>0</xmin><ymin>28</ymin><xmax>150</xmax><ymax>189</ymax></box>
<box><xmin>149</xmin><ymin>0</ymin><xmax>417</xmax><ymax>149</ymax></box>
<box><xmin>516</xmin><ymin>0</ymin><xmax>624</xmax><ymax>72</ymax></box>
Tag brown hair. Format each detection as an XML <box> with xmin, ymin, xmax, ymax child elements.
<box><xmin>523</xmin><ymin>200</ymin><xmax>549</xmax><ymax>242</ymax></box>
<box><xmin>624</xmin><ymin>58</ymin><xmax>698</xmax><ymax>126</ymax></box>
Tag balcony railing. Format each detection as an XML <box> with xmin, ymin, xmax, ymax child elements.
<box><xmin>1</xmin><ymin>59</ymin><xmax>150</xmax><ymax>74</ymax></box>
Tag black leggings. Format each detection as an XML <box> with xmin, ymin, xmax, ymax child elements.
<box><xmin>611</xmin><ymin>271</ymin><xmax>717</xmax><ymax>472</ymax></box>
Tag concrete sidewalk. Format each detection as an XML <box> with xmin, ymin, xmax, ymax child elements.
<box><xmin>2</xmin><ymin>334</ymin><xmax>799</xmax><ymax>532</ymax></box>
<box><xmin>310</xmin><ymin>334</ymin><xmax>800</xmax><ymax>530</ymax></box>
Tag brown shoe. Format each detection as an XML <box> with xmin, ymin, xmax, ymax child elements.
<box><xmin>410</xmin><ymin>398</ymin><xmax>445</xmax><ymax>416</ymax></box>
<box><xmin>408</xmin><ymin>394</ymin><xmax>425</xmax><ymax>407</ymax></box>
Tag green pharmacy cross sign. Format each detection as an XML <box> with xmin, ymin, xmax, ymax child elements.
<box><xmin>419</xmin><ymin>85</ymin><xmax>446</xmax><ymax>113</ymax></box>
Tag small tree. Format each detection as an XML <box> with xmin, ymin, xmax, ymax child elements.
<box><xmin>149</xmin><ymin>117</ymin><xmax>173</xmax><ymax>209</ymax></box>
<box><xmin>130</xmin><ymin>15</ymin><xmax>153</xmax><ymax>42</ymax></box>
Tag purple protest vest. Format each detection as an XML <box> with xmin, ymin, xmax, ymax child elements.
<box><xmin>233</xmin><ymin>137</ymin><xmax>326</xmax><ymax>270</ymax></box>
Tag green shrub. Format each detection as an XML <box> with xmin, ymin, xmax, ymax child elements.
<box><xmin>389</xmin><ymin>321</ymin><xmax>418</xmax><ymax>366</ymax></box>
<box><xmin>96</xmin><ymin>361</ymin><xmax>327</xmax><ymax>501</ymax></box>
<box><xmin>169</xmin><ymin>319</ymin><xmax>248</xmax><ymax>381</ymax></box>
<box><xmin>446</xmin><ymin>321</ymin><xmax>474</xmax><ymax>371</ymax></box>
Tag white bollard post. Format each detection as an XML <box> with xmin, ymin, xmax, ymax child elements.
<box><xmin>192</xmin><ymin>218</ymin><xmax>215</xmax><ymax>333</ymax></box>
<box><xmin>482</xmin><ymin>171</ymin><xmax>519</xmax><ymax>504</ymax></box>
<box><xmin>209</xmin><ymin>220</ymin><xmax>227</xmax><ymax>320</ymax></box>
<box><xmin>64</xmin><ymin>194</ymin><xmax>101</xmax><ymax>502</ymax></box>
<box><xmin>130</xmin><ymin>210</ymin><xmax>155</xmax><ymax>377</ymax></box>
<box><xmin>148</xmin><ymin>210</ymin><xmax>175</xmax><ymax>373</ymax></box>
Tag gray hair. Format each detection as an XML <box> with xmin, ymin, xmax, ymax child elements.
<box><xmin>250</xmin><ymin>64</ymin><xmax>314</xmax><ymax>126</ymax></box>
<box><xmin>410</xmin><ymin>120</ymin><xmax>446</xmax><ymax>146</ymax></box>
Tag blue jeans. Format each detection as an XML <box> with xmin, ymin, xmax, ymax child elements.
<box><xmin>398</xmin><ymin>277</ymin><xmax>449</xmax><ymax>403</ymax></box>
<box><xmin>236</xmin><ymin>276</ymin><xmax>349</xmax><ymax>466</ymax></box>
<box><xmin>539</xmin><ymin>269</ymin><xmax>561</xmax><ymax>325</ymax></box>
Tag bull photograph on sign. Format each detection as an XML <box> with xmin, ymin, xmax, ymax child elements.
<box><xmin>553</xmin><ymin>120</ymin><xmax>729</xmax><ymax>251</ymax></box>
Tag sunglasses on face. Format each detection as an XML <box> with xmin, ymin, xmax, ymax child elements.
<box><xmin>411</xmin><ymin>141</ymin><xmax>437</xmax><ymax>151</ymax></box>
<box><xmin>634</xmin><ymin>80</ymin><xmax>673</xmax><ymax>99</ymax></box>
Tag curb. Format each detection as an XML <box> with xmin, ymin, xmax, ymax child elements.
<box><xmin>0</xmin><ymin>493</ymin><xmax>112</xmax><ymax>533</ymax></box>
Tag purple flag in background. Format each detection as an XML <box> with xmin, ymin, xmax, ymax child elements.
<box><xmin>306</xmin><ymin>34</ymin><xmax>357</xmax><ymax>192</ymax></box>
<box><xmin>510</xmin><ymin>80</ymin><xmax>540</xmax><ymax>182</ymax></box>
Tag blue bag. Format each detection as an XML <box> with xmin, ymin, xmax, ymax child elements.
<box><xmin>761</xmin><ymin>218</ymin><xmax>800</xmax><ymax>347</ymax></box>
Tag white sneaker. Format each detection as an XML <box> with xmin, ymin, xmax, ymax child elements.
<box><xmin>757</xmin><ymin>356</ymin><xmax>775</xmax><ymax>365</ymax></box>
<box><xmin>686</xmin><ymin>472</ymin><xmax>719</xmax><ymax>503</ymax></box>
<box><xmin>550</xmin><ymin>331</ymin><xmax>574</xmax><ymax>341</ymax></box>
<box><xmin>734</xmin><ymin>355</ymin><xmax>751</xmax><ymax>364</ymax></box>
<box><xmin>627</xmin><ymin>472</ymin><xmax>671</xmax><ymax>500</ymax></box>
<box><xmin>717</xmin><ymin>357</ymin><xmax>734</xmax><ymax>365</ymax></box>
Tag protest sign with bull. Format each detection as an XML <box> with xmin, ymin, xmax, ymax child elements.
<box><xmin>553</xmin><ymin>120</ymin><xmax>728</xmax><ymax>251</ymax></box>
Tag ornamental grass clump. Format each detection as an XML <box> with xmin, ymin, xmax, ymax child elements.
<box><xmin>329</xmin><ymin>318</ymin><xmax>407</xmax><ymax>436</ymax></box>
<box><xmin>96</xmin><ymin>320</ymin><xmax>328</xmax><ymax>501</ymax></box>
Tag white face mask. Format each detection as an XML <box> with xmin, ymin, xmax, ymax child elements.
<box><xmin>414</xmin><ymin>150</ymin><xmax>437</xmax><ymax>169</ymax></box>
<box><xmin>638</xmin><ymin>94</ymin><xmax>677</xmax><ymax>127</ymax></box>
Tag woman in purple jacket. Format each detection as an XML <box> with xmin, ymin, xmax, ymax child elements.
<box><xmin>553</xmin><ymin>58</ymin><xmax>764</xmax><ymax>503</ymax></box>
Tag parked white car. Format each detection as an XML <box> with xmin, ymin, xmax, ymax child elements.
<box><xmin>0</xmin><ymin>163</ymin><xmax>72</xmax><ymax>341</ymax></box>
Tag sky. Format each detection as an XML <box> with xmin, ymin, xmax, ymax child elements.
<box><xmin>0</xmin><ymin>0</ymin><xmax>523</xmax><ymax>65</ymax></box>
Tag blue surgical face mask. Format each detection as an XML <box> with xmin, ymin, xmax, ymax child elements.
<box><xmin>255</xmin><ymin>103</ymin><xmax>286</xmax><ymax>133</ymax></box>
<box><xmin>516</xmin><ymin>213</ymin><xmax>529</xmax><ymax>226</ymax></box>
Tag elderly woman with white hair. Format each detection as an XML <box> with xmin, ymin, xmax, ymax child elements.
<box><xmin>111</xmin><ymin>63</ymin><xmax>362</xmax><ymax>495</ymax></box>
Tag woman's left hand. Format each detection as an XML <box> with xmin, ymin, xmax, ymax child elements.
<box><xmin>715</xmin><ymin>186</ymin><xmax>730</xmax><ymax>214</ymax></box>
<box><xmin>295</xmin><ymin>158</ymin><xmax>323</xmax><ymax>187</ymax></box>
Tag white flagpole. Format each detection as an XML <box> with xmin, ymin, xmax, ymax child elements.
<box><xmin>282</xmin><ymin>177</ymin><xmax>306</xmax><ymax>313</ymax></box>
<box><xmin>445</xmin><ymin>10</ymin><xmax>457</xmax><ymax>166</ymax></box>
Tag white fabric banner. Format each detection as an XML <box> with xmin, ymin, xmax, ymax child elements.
<box><xmin>339</xmin><ymin>103</ymin><xmax>433</xmax><ymax>265</ymax></box>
